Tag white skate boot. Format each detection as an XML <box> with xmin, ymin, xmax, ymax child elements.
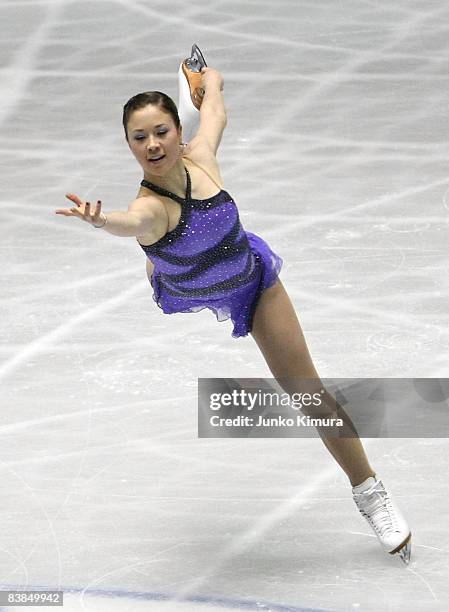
<box><xmin>352</xmin><ymin>476</ymin><xmax>411</xmax><ymax>564</ymax></box>
<box><xmin>178</xmin><ymin>44</ymin><xmax>207</xmax><ymax>143</ymax></box>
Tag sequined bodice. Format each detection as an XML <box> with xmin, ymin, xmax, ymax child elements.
<box><xmin>137</xmin><ymin>165</ymin><xmax>259</xmax><ymax>298</ymax></box>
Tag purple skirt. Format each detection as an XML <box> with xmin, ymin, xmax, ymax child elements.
<box><xmin>150</xmin><ymin>232</ymin><xmax>283</xmax><ymax>338</ymax></box>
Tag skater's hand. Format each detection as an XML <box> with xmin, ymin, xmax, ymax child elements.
<box><xmin>201</xmin><ymin>67</ymin><xmax>224</xmax><ymax>92</ymax></box>
<box><xmin>55</xmin><ymin>193</ymin><xmax>106</xmax><ymax>227</ymax></box>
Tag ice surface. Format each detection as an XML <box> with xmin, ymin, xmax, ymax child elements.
<box><xmin>1</xmin><ymin>0</ymin><xmax>448</xmax><ymax>610</ymax></box>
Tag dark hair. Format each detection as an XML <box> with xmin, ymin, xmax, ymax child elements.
<box><xmin>122</xmin><ymin>91</ymin><xmax>180</xmax><ymax>142</ymax></box>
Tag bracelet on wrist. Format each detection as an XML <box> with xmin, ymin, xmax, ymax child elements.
<box><xmin>93</xmin><ymin>213</ymin><xmax>107</xmax><ymax>228</ymax></box>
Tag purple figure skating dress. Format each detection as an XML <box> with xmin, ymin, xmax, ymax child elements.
<box><xmin>138</xmin><ymin>164</ymin><xmax>283</xmax><ymax>338</ymax></box>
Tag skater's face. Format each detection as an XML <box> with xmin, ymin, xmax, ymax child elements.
<box><xmin>127</xmin><ymin>104</ymin><xmax>182</xmax><ymax>175</ymax></box>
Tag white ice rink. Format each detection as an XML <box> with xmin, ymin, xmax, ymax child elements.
<box><xmin>1</xmin><ymin>0</ymin><xmax>449</xmax><ymax>610</ymax></box>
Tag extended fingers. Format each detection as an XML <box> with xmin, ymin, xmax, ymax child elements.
<box><xmin>65</xmin><ymin>193</ymin><xmax>83</xmax><ymax>206</ymax></box>
<box><xmin>55</xmin><ymin>209</ymin><xmax>77</xmax><ymax>216</ymax></box>
<box><xmin>81</xmin><ymin>200</ymin><xmax>103</xmax><ymax>225</ymax></box>
<box><xmin>84</xmin><ymin>200</ymin><xmax>101</xmax><ymax>210</ymax></box>
<box><xmin>55</xmin><ymin>198</ymin><xmax>102</xmax><ymax>222</ymax></box>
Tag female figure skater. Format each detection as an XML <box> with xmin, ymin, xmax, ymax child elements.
<box><xmin>55</xmin><ymin>45</ymin><xmax>411</xmax><ymax>564</ymax></box>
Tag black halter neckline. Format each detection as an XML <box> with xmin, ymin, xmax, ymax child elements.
<box><xmin>140</xmin><ymin>165</ymin><xmax>192</xmax><ymax>205</ymax></box>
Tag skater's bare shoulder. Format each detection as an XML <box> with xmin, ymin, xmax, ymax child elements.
<box><xmin>182</xmin><ymin>141</ymin><xmax>224</xmax><ymax>190</ymax></box>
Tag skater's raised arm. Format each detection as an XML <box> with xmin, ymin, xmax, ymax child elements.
<box><xmin>200</xmin><ymin>67</ymin><xmax>226</xmax><ymax>114</ymax></box>
<box><xmin>195</xmin><ymin>67</ymin><xmax>227</xmax><ymax>155</ymax></box>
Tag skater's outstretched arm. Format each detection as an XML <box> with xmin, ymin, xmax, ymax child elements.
<box><xmin>55</xmin><ymin>192</ymin><xmax>167</xmax><ymax>241</ymax></box>
<box><xmin>191</xmin><ymin>67</ymin><xmax>227</xmax><ymax>155</ymax></box>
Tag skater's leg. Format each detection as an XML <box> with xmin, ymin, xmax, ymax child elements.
<box><xmin>146</xmin><ymin>258</ymin><xmax>155</xmax><ymax>285</ymax></box>
<box><xmin>250</xmin><ymin>278</ymin><xmax>376</xmax><ymax>487</ymax></box>
<box><xmin>251</xmin><ymin>279</ymin><xmax>411</xmax><ymax>562</ymax></box>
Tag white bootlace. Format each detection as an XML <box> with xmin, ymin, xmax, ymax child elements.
<box><xmin>353</xmin><ymin>480</ymin><xmax>398</xmax><ymax>538</ymax></box>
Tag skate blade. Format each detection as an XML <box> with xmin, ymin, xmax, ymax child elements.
<box><xmin>390</xmin><ymin>533</ymin><xmax>411</xmax><ymax>565</ymax></box>
<box><xmin>192</xmin><ymin>43</ymin><xmax>207</xmax><ymax>68</ymax></box>
<box><xmin>184</xmin><ymin>43</ymin><xmax>207</xmax><ymax>73</ymax></box>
